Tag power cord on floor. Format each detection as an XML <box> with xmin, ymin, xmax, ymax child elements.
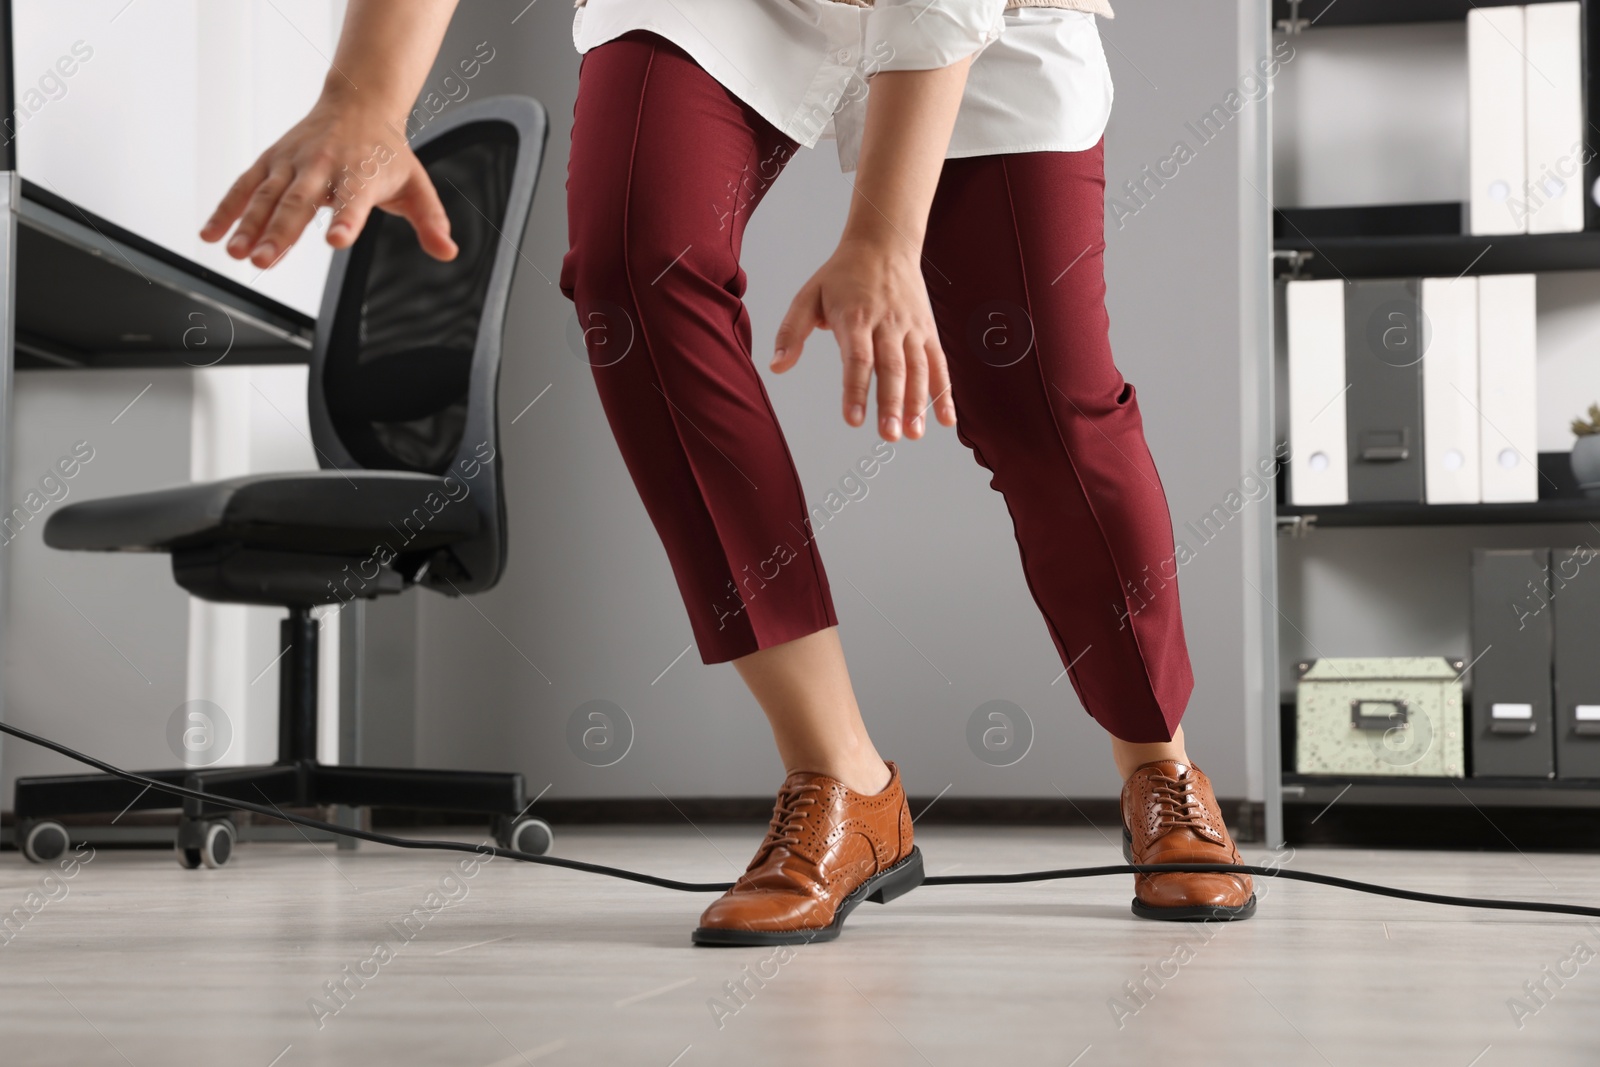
<box><xmin>4</xmin><ymin>719</ymin><xmax>1597</xmax><ymax>920</ymax></box>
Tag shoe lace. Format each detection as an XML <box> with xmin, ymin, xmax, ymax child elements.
<box><xmin>1147</xmin><ymin>772</ymin><xmax>1214</xmax><ymax>836</ymax></box>
<box><xmin>749</xmin><ymin>782</ymin><xmax>822</xmax><ymax>868</ymax></box>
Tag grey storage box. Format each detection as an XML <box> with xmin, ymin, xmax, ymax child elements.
<box><xmin>1470</xmin><ymin>548</ymin><xmax>1556</xmax><ymax>777</ymax></box>
<box><xmin>1294</xmin><ymin>657</ymin><xmax>1466</xmax><ymax>777</ymax></box>
<box><xmin>1552</xmin><ymin>546</ymin><xmax>1600</xmax><ymax>779</ymax></box>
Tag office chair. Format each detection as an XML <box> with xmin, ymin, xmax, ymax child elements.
<box><xmin>12</xmin><ymin>96</ymin><xmax>551</xmax><ymax>869</ymax></box>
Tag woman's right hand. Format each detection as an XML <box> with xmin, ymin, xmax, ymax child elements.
<box><xmin>199</xmin><ymin>91</ymin><xmax>458</xmax><ymax>269</ymax></box>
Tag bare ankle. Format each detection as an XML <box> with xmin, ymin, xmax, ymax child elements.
<box><xmin>849</xmin><ymin>760</ymin><xmax>892</xmax><ymax>796</ymax></box>
<box><xmin>1111</xmin><ymin>726</ymin><xmax>1190</xmax><ymax>781</ymax></box>
<box><xmin>798</xmin><ymin>757</ymin><xmax>889</xmax><ymax>796</ymax></box>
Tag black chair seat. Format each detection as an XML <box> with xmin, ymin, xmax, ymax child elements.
<box><xmin>44</xmin><ymin>470</ymin><xmax>479</xmax><ymax>556</ymax></box>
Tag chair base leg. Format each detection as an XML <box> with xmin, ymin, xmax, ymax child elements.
<box><xmin>12</xmin><ymin>760</ymin><xmax>528</xmax><ymax>834</ymax></box>
<box><xmin>308</xmin><ymin>764</ymin><xmax>526</xmax><ymax>815</ymax></box>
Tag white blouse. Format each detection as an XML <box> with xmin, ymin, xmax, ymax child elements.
<box><xmin>571</xmin><ymin>0</ymin><xmax>1113</xmax><ymax>172</ymax></box>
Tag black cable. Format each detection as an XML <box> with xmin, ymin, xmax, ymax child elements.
<box><xmin>925</xmin><ymin>865</ymin><xmax>1600</xmax><ymax>919</ymax></box>
<box><xmin>5</xmin><ymin>719</ymin><xmax>1598</xmax><ymax>920</ymax></box>
<box><xmin>0</xmin><ymin>720</ymin><xmax>732</xmax><ymax>892</ymax></box>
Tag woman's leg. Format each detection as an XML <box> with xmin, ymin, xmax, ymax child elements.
<box><xmin>560</xmin><ymin>32</ymin><xmax>915</xmax><ymax>942</ymax></box>
<box><xmin>922</xmin><ymin>142</ymin><xmax>1193</xmax><ymax>748</ymax></box>
<box><xmin>921</xmin><ymin>143</ymin><xmax>1253</xmax><ymax>919</ymax></box>
<box><xmin>1112</xmin><ymin>724</ymin><xmax>1188</xmax><ymax>779</ymax></box>
<box><xmin>733</xmin><ymin>631</ymin><xmax>889</xmax><ymax>795</ymax></box>
<box><xmin>559</xmin><ymin>31</ymin><xmax>889</xmax><ymax>790</ymax></box>
<box><xmin>559</xmin><ymin>31</ymin><xmax>833</xmax><ymax>670</ymax></box>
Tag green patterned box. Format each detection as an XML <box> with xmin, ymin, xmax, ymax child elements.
<box><xmin>1294</xmin><ymin>657</ymin><xmax>1466</xmax><ymax>777</ymax></box>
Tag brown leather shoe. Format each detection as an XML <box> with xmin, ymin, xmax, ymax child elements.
<box><xmin>692</xmin><ymin>761</ymin><xmax>923</xmax><ymax>946</ymax></box>
<box><xmin>1120</xmin><ymin>759</ymin><xmax>1255</xmax><ymax>921</ymax></box>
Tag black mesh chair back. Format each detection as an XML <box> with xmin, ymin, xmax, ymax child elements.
<box><xmin>307</xmin><ymin>96</ymin><xmax>547</xmax><ymax>595</ymax></box>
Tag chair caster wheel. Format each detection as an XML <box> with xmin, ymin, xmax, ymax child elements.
<box><xmin>19</xmin><ymin>820</ymin><xmax>70</xmax><ymax>864</ymax></box>
<box><xmin>496</xmin><ymin>816</ymin><xmax>553</xmax><ymax>856</ymax></box>
<box><xmin>176</xmin><ymin>819</ymin><xmax>236</xmax><ymax>869</ymax></box>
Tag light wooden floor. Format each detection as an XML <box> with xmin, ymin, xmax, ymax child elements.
<box><xmin>1</xmin><ymin>825</ymin><xmax>1597</xmax><ymax>1066</ymax></box>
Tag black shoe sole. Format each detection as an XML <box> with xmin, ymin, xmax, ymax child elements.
<box><xmin>691</xmin><ymin>846</ymin><xmax>925</xmax><ymax>947</ymax></box>
<box><xmin>1121</xmin><ymin>829</ymin><xmax>1257</xmax><ymax>923</ymax></box>
<box><xmin>1129</xmin><ymin>894</ymin><xmax>1258</xmax><ymax>922</ymax></box>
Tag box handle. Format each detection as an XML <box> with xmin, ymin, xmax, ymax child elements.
<box><xmin>1489</xmin><ymin>702</ymin><xmax>1536</xmax><ymax>735</ymax></box>
<box><xmin>1575</xmin><ymin>706</ymin><xmax>1600</xmax><ymax>736</ymax></box>
<box><xmin>1359</xmin><ymin>429</ymin><xmax>1409</xmax><ymax>462</ymax></box>
<box><xmin>1350</xmin><ymin>698</ymin><xmax>1408</xmax><ymax>730</ymax></box>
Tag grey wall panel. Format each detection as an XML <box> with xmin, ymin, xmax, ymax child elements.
<box><xmin>410</xmin><ymin>0</ymin><xmax>1265</xmax><ymax>803</ymax></box>
<box><xmin>1</xmin><ymin>369</ymin><xmax>192</xmax><ymax>800</ymax></box>
<box><xmin>341</xmin><ymin>595</ymin><xmax>420</xmax><ymax>769</ymax></box>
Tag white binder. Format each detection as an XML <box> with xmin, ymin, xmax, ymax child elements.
<box><xmin>1477</xmin><ymin>274</ymin><xmax>1539</xmax><ymax>504</ymax></box>
<box><xmin>1525</xmin><ymin>2</ymin><xmax>1585</xmax><ymax>235</ymax></box>
<box><xmin>1468</xmin><ymin>6</ymin><xmax>1529</xmax><ymax>235</ymax></box>
<box><xmin>1421</xmin><ymin>277</ymin><xmax>1481</xmax><ymax>504</ymax></box>
<box><xmin>1287</xmin><ymin>279</ymin><xmax>1348</xmax><ymax>506</ymax></box>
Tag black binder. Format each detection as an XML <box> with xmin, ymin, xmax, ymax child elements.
<box><xmin>1469</xmin><ymin>548</ymin><xmax>1555</xmax><ymax>777</ymax></box>
<box><xmin>1344</xmin><ymin>279</ymin><xmax>1425</xmax><ymax>503</ymax></box>
<box><xmin>1552</xmin><ymin>546</ymin><xmax>1600</xmax><ymax>779</ymax></box>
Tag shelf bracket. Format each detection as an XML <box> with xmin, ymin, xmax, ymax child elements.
<box><xmin>1273</xmin><ymin>249</ymin><xmax>1314</xmax><ymax>280</ymax></box>
<box><xmin>1275</xmin><ymin>0</ymin><xmax>1307</xmax><ymax>36</ymax></box>
<box><xmin>1277</xmin><ymin>513</ymin><xmax>1317</xmax><ymax>538</ymax></box>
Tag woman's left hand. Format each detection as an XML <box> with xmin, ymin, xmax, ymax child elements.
<box><xmin>771</xmin><ymin>234</ymin><xmax>959</xmax><ymax>442</ymax></box>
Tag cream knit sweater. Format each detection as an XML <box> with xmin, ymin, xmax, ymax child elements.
<box><xmin>574</xmin><ymin>1</ymin><xmax>1115</xmax><ymax>18</ymax></box>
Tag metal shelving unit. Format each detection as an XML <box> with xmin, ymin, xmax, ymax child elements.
<box><xmin>1282</xmin><ymin>774</ymin><xmax>1600</xmax><ymax>808</ymax></box>
<box><xmin>1263</xmin><ymin>2</ymin><xmax>1600</xmax><ymax>847</ymax></box>
<box><xmin>1273</xmin><ymin>0</ymin><xmax>1576</xmax><ymax>31</ymax></box>
<box><xmin>1277</xmin><ymin>499</ymin><xmax>1600</xmax><ymax>528</ymax></box>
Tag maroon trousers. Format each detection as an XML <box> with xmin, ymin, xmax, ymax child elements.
<box><xmin>558</xmin><ymin>32</ymin><xmax>1194</xmax><ymax>743</ymax></box>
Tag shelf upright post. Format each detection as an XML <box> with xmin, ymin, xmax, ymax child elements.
<box><xmin>1585</xmin><ymin>0</ymin><xmax>1600</xmax><ymax>232</ymax></box>
<box><xmin>0</xmin><ymin>0</ymin><xmax>16</xmax><ymax>798</ymax></box>
<box><xmin>1250</xmin><ymin>0</ymin><xmax>1285</xmax><ymax>847</ymax></box>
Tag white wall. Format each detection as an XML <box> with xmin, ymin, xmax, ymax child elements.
<box><xmin>11</xmin><ymin>0</ymin><xmax>344</xmax><ymax>315</ymax></box>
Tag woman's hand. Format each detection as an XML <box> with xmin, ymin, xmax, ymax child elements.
<box><xmin>198</xmin><ymin>0</ymin><xmax>461</xmax><ymax>268</ymax></box>
<box><xmin>199</xmin><ymin>92</ymin><xmax>457</xmax><ymax>269</ymax></box>
<box><xmin>769</xmin><ymin>53</ymin><xmax>973</xmax><ymax>442</ymax></box>
<box><xmin>772</xmin><ymin>234</ymin><xmax>957</xmax><ymax>441</ymax></box>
